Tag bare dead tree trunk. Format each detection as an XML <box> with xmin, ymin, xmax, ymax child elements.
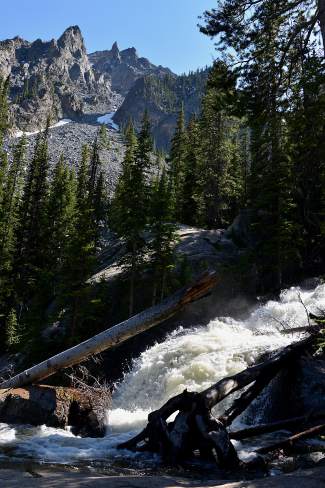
<box><xmin>318</xmin><ymin>0</ymin><xmax>325</xmax><ymax>54</ymax></box>
<box><xmin>0</xmin><ymin>272</ymin><xmax>218</xmax><ymax>390</ymax></box>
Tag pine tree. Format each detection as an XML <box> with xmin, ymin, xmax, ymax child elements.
<box><xmin>169</xmin><ymin>105</ymin><xmax>187</xmax><ymax>220</ymax></box>
<box><xmin>14</xmin><ymin>126</ymin><xmax>50</xmax><ymax>308</ymax></box>
<box><xmin>287</xmin><ymin>53</ymin><xmax>325</xmax><ymax>272</ymax></box>
<box><xmin>243</xmin><ymin>1</ymin><xmax>301</xmax><ymax>289</ymax></box>
<box><xmin>181</xmin><ymin>116</ymin><xmax>202</xmax><ymax>226</ymax></box>
<box><xmin>111</xmin><ymin>119</ymin><xmax>150</xmax><ymax>316</ymax></box>
<box><xmin>46</xmin><ymin>155</ymin><xmax>77</xmax><ymax>289</ymax></box>
<box><xmin>0</xmin><ymin>77</ymin><xmax>9</xmax><ymax>143</ymax></box>
<box><xmin>0</xmin><ymin>77</ymin><xmax>9</xmax><ymax>216</ymax></box>
<box><xmin>87</xmin><ymin>137</ymin><xmax>107</xmax><ymax>245</ymax></box>
<box><xmin>94</xmin><ymin>170</ymin><xmax>106</xmax><ymax>233</ymax></box>
<box><xmin>5</xmin><ymin>308</ymin><xmax>20</xmax><ymax>349</ymax></box>
<box><xmin>98</xmin><ymin>124</ymin><xmax>110</xmax><ymax>150</ymax></box>
<box><xmin>149</xmin><ymin>168</ymin><xmax>176</xmax><ymax>304</ymax></box>
<box><xmin>0</xmin><ymin>137</ymin><xmax>26</xmax><ymax>312</ymax></box>
<box><xmin>198</xmin><ymin>62</ymin><xmax>243</xmax><ymax>228</ymax></box>
<box><xmin>60</xmin><ymin>145</ymin><xmax>97</xmax><ymax>339</ymax></box>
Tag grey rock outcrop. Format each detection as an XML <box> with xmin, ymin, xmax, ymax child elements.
<box><xmin>0</xmin><ymin>385</ymin><xmax>108</xmax><ymax>437</ymax></box>
<box><xmin>0</xmin><ymin>26</ymin><xmax>116</xmax><ymax>132</ymax></box>
<box><xmin>1</xmin><ymin>27</ymin><xmax>210</xmax><ymax>149</ymax></box>
<box><xmin>114</xmin><ymin>69</ymin><xmax>209</xmax><ymax>148</ymax></box>
<box><xmin>89</xmin><ymin>41</ymin><xmax>172</xmax><ymax>96</ymax></box>
<box><xmin>8</xmin><ymin>120</ymin><xmax>125</xmax><ymax>196</ymax></box>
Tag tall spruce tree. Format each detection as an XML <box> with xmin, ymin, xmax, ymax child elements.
<box><xmin>169</xmin><ymin>105</ymin><xmax>187</xmax><ymax>220</ymax></box>
<box><xmin>46</xmin><ymin>155</ymin><xmax>77</xmax><ymax>293</ymax></box>
<box><xmin>288</xmin><ymin>53</ymin><xmax>325</xmax><ymax>272</ymax></box>
<box><xmin>198</xmin><ymin>62</ymin><xmax>244</xmax><ymax>228</ymax></box>
<box><xmin>149</xmin><ymin>167</ymin><xmax>176</xmax><ymax>304</ymax></box>
<box><xmin>0</xmin><ymin>137</ymin><xmax>26</xmax><ymax>314</ymax></box>
<box><xmin>111</xmin><ymin>115</ymin><xmax>152</xmax><ymax>316</ymax></box>
<box><xmin>60</xmin><ymin>145</ymin><xmax>97</xmax><ymax>339</ymax></box>
<box><xmin>14</xmin><ymin>125</ymin><xmax>50</xmax><ymax>308</ymax></box>
<box><xmin>181</xmin><ymin>116</ymin><xmax>202</xmax><ymax>226</ymax></box>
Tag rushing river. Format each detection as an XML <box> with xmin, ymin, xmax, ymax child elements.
<box><xmin>0</xmin><ymin>281</ymin><xmax>325</xmax><ymax>468</ymax></box>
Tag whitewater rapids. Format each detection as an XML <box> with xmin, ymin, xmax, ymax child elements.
<box><xmin>0</xmin><ymin>281</ymin><xmax>324</xmax><ymax>466</ymax></box>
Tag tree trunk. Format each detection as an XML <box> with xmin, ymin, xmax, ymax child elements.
<box><xmin>0</xmin><ymin>272</ymin><xmax>218</xmax><ymax>390</ymax></box>
<box><xmin>129</xmin><ymin>266</ymin><xmax>135</xmax><ymax>317</ymax></box>
<box><xmin>319</xmin><ymin>0</ymin><xmax>325</xmax><ymax>54</ymax></box>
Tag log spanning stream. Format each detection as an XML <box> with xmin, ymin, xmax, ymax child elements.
<box><xmin>0</xmin><ymin>282</ymin><xmax>324</xmax><ymax>470</ymax></box>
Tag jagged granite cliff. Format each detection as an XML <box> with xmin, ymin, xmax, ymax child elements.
<box><xmin>0</xmin><ymin>26</ymin><xmax>209</xmax><ymax>148</ymax></box>
<box><xmin>89</xmin><ymin>41</ymin><xmax>172</xmax><ymax>96</ymax></box>
<box><xmin>0</xmin><ymin>26</ymin><xmax>119</xmax><ymax>132</ymax></box>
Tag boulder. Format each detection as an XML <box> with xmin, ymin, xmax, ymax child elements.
<box><xmin>0</xmin><ymin>385</ymin><xmax>109</xmax><ymax>437</ymax></box>
<box><xmin>294</xmin><ymin>356</ymin><xmax>325</xmax><ymax>415</ymax></box>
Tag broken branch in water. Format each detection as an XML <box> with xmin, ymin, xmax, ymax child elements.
<box><xmin>257</xmin><ymin>423</ymin><xmax>325</xmax><ymax>454</ymax></box>
<box><xmin>230</xmin><ymin>412</ymin><xmax>325</xmax><ymax>440</ymax></box>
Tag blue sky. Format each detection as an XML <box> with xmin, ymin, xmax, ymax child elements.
<box><xmin>1</xmin><ymin>0</ymin><xmax>216</xmax><ymax>74</ymax></box>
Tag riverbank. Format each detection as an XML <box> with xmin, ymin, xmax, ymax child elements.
<box><xmin>0</xmin><ymin>466</ymin><xmax>324</xmax><ymax>487</ymax></box>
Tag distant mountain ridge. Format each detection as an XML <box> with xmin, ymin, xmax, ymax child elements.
<box><xmin>0</xmin><ymin>26</ymin><xmax>209</xmax><ymax>147</ymax></box>
<box><xmin>114</xmin><ymin>69</ymin><xmax>209</xmax><ymax>148</ymax></box>
<box><xmin>0</xmin><ymin>26</ymin><xmax>117</xmax><ymax>131</ymax></box>
<box><xmin>89</xmin><ymin>42</ymin><xmax>173</xmax><ymax>95</ymax></box>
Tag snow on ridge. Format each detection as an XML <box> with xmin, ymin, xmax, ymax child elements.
<box><xmin>97</xmin><ymin>112</ymin><xmax>119</xmax><ymax>131</ymax></box>
<box><xmin>12</xmin><ymin>119</ymin><xmax>72</xmax><ymax>139</ymax></box>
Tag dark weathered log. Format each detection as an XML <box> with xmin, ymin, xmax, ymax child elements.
<box><xmin>0</xmin><ymin>272</ymin><xmax>218</xmax><ymax>390</ymax></box>
<box><xmin>281</xmin><ymin>325</ymin><xmax>323</xmax><ymax>335</ymax></box>
<box><xmin>257</xmin><ymin>423</ymin><xmax>325</xmax><ymax>454</ymax></box>
<box><xmin>0</xmin><ymin>385</ymin><xmax>108</xmax><ymax>437</ymax></box>
<box><xmin>230</xmin><ymin>413</ymin><xmax>325</xmax><ymax>440</ymax></box>
<box><xmin>221</xmin><ymin>370</ymin><xmax>276</xmax><ymax>427</ymax></box>
<box><xmin>194</xmin><ymin>408</ymin><xmax>240</xmax><ymax>468</ymax></box>
<box><xmin>202</xmin><ymin>335</ymin><xmax>315</xmax><ymax>409</ymax></box>
<box><xmin>119</xmin><ymin>334</ymin><xmax>317</xmax><ymax>468</ymax></box>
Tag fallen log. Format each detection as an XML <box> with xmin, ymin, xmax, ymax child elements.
<box><xmin>0</xmin><ymin>272</ymin><xmax>218</xmax><ymax>390</ymax></box>
<box><xmin>118</xmin><ymin>334</ymin><xmax>317</xmax><ymax>469</ymax></box>
<box><xmin>257</xmin><ymin>423</ymin><xmax>325</xmax><ymax>454</ymax></box>
<box><xmin>230</xmin><ymin>413</ymin><xmax>325</xmax><ymax>440</ymax></box>
<box><xmin>0</xmin><ymin>385</ymin><xmax>108</xmax><ymax>437</ymax></box>
<box><xmin>202</xmin><ymin>335</ymin><xmax>315</xmax><ymax>409</ymax></box>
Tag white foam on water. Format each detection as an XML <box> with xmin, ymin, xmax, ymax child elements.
<box><xmin>109</xmin><ymin>282</ymin><xmax>325</xmax><ymax>430</ymax></box>
<box><xmin>0</xmin><ymin>282</ymin><xmax>324</xmax><ymax>464</ymax></box>
<box><xmin>0</xmin><ymin>424</ymin><xmax>16</xmax><ymax>444</ymax></box>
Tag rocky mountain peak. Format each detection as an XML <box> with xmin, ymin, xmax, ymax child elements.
<box><xmin>89</xmin><ymin>43</ymin><xmax>171</xmax><ymax>96</ymax></box>
<box><xmin>110</xmin><ymin>41</ymin><xmax>121</xmax><ymax>64</ymax></box>
<box><xmin>111</xmin><ymin>41</ymin><xmax>120</xmax><ymax>56</ymax></box>
<box><xmin>0</xmin><ymin>26</ymin><xmax>116</xmax><ymax>132</ymax></box>
<box><xmin>57</xmin><ymin>25</ymin><xmax>85</xmax><ymax>55</ymax></box>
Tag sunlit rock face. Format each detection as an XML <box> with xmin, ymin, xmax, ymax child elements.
<box><xmin>0</xmin><ymin>26</ymin><xmax>115</xmax><ymax>132</ymax></box>
<box><xmin>89</xmin><ymin>41</ymin><xmax>172</xmax><ymax>96</ymax></box>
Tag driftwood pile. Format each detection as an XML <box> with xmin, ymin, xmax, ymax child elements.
<box><xmin>118</xmin><ymin>330</ymin><xmax>325</xmax><ymax>469</ymax></box>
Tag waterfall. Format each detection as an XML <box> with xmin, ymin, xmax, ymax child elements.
<box><xmin>0</xmin><ymin>281</ymin><xmax>324</xmax><ymax>465</ymax></box>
